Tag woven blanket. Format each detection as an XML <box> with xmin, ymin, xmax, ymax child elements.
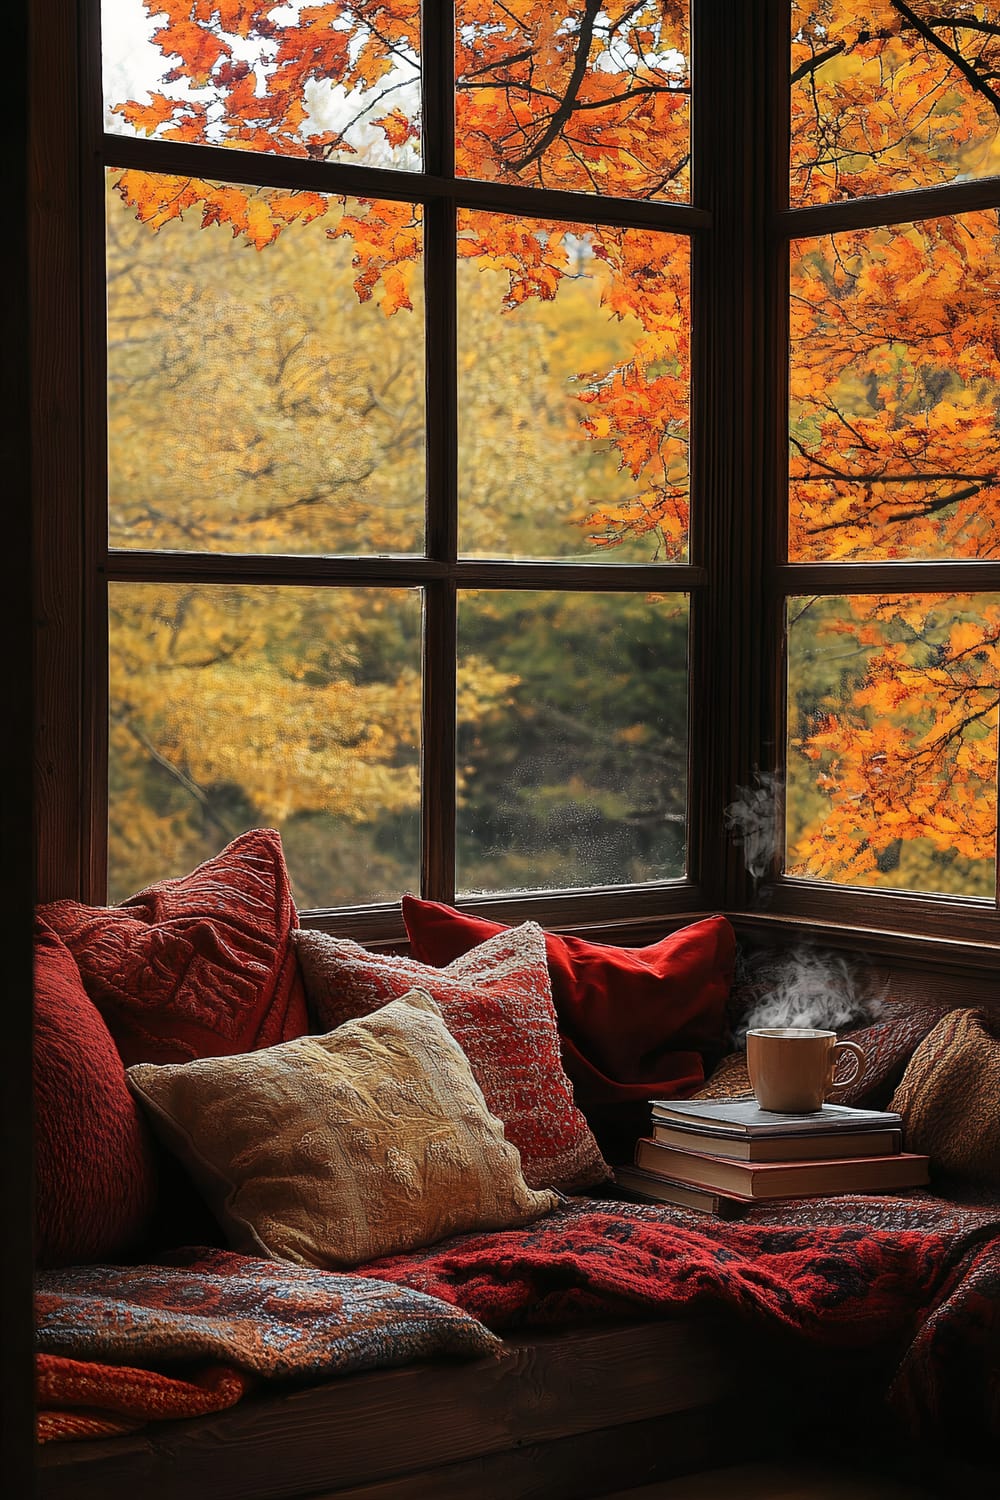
<box><xmin>35</xmin><ymin>1252</ymin><xmax>500</xmax><ymax>1443</ymax></box>
<box><xmin>366</xmin><ymin>1194</ymin><xmax>1000</xmax><ymax>1446</ymax></box>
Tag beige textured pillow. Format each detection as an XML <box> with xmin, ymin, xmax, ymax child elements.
<box><xmin>127</xmin><ymin>989</ymin><xmax>558</xmax><ymax>1268</ymax></box>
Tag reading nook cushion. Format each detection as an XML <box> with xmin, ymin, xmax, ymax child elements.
<box><xmin>34</xmin><ymin>920</ymin><xmax>157</xmax><ymax>1266</ymax></box>
<box><xmin>889</xmin><ymin>1008</ymin><xmax>1000</xmax><ymax>1187</ymax></box>
<box><xmin>401</xmin><ymin>897</ymin><xmax>735</xmax><ymax>1113</ymax></box>
<box><xmin>38</xmin><ymin>830</ymin><xmax>308</xmax><ymax>1066</ymax></box>
<box><xmin>127</xmin><ymin>991</ymin><xmax>558</xmax><ymax>1268</ymax></box>
<box><xmin>293</xmin><ymin>922</ymin><xmax>609</xmax><ymax>1193</ymax></box>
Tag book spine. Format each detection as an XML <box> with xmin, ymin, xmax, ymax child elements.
<box><xmin>635</xmin><ymin>1141</ymin><xmax>929</xmax><ymax>1196</ymax></box>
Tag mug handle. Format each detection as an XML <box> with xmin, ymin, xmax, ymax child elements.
<box><xmin>831</xmin><ymin>1040</ymin><xmax>866</xmax><ymax>1089</ymax></box>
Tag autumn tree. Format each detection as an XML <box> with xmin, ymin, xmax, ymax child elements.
<box><xmin>787</xmin><ymin>1</ymin><xmax>1000</xmax><ymax>893</ymax></box>
<box><xmin>105</xmin><ymin>0</ymin><xmax>1000</xmax><ymax>899</ymax></box>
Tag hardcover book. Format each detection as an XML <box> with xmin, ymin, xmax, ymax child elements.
<box><xmin>634</xmin><ymin>1138</ymin><xmax>930</xmax><ymax>1199</ymax></box>
<box><xmin>649</xmin><ymin>1097</ymin><xmax>902</xmax><ymax>1138</ymax></box>
<box><xmin>613</xmin><ymin>1164</ymin><xmax>749</xmax><ymax>1217</ymax></box>
<box><xmin>650</xmin><ymin>1121</ymin><xmax>902</xmax><ymax>1162</ymax></box>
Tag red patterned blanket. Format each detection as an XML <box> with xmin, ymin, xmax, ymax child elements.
<box><xmin>366</xmin><ymin>1193</ymin><xmax>1000</xmax><ymax>1447</ymax></box>
<box><xmin>35</xmin><ymin>1193</ymin><xmax>1000</xmax><ymax>1448</ymax></box>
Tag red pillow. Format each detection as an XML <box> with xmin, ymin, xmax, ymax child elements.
<box><xmin>38</xmin><ymin>830</ymin><xmax>308</xmax><ymax>1066</ymax></box>
<box><xmin>34</xmin><ymin>920</ymin><xmax>158</xmax><ymax>1266</ymax></box>
<box><xmin>292</xmin><ymin>921</ymin><xmax>611</xmax><ymax>1194</ymax></box>
<box><xmin>402</xmin><ymin>898</ymin><xmax>735</xmax><ymax>1113</ymax></box>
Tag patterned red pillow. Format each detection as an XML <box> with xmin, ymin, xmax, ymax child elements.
<box><xmin>34</xmin><ymin>920</ymin><xmax>158</xmax><ymax>1266</ymax></box>
<box><xmin>38</xmin><ymin>830</ymin><xmax>308</xmax><ymax>1066</ymax></box>
<box><xmin>293</xmin><ymin>922</ymin><xmax>610</xmax><ymax>1194</ymax></box>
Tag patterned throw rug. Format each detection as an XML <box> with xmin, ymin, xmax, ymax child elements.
<box><xmin>35</xmin><ymin>1253</ymin><xmax>501</xmax><ymax>1442</ymax></box>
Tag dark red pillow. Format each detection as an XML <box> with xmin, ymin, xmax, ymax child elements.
<box><xmin>402</xmin><ymin>898</ymin><xmax>735</xmax><ymax>1119</ymax></box>
<box><xmin>38</xmin><ymin>830</ymin><xmax>308</xmax><ymax>1066</ymax></box>
<box><xmin>34</xmin><ymin>920</ymin><xmax>158</xmax><ymax>1266</ymax></box>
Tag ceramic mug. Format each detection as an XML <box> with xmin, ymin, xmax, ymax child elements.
<box><xmin>746</xmin><ymin>1027</ymin><xmax>866</xmax><ymax>1113</ymax></box>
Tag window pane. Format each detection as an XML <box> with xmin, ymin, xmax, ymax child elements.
<box><xmin>456</xmin><ymin>591</ymin><xmax>688</xmax><ymax>894</ymax></box>
<box><xmin>103</xmin><ymin>0</ymin><xmax>421</xmax><ymax>170</ymax></box>
<box><xmin>789</xmin><ymin>214</ymin><xmax>1000</xmax><ymax>563</ymax></box>
<box><xmin>457</xmin><ymin>213</ymin><xmax>691</xmax><ymax>562</ymax></box>
<box><xmin>785</xmin><ymin>594</ymin><xmax>999</xmax><ymax>896</ymax></box>
<box><xmin>791</xmin><ymin>1</ymin><xmax>1000</xmax><ymax>205</ymax></box>
<box><xmin>107</xmin><ymin>173</ymin><xmax>424</xmax><ymax>555</ymax></box>
<box><xmin>456</xmin><ymin>1</ymin><xmax>690</xmax><ymax>201</ymax></box>
<box><xmin>108</xmin><ymin>583</ymin><xmax>422</xmax><ymax>906</ymax></box>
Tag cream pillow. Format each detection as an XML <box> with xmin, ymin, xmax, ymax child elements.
<box><xmin>127</xmin><ymin>989</ymin><xmax>558</xmax><ymax>1268</ymax></box>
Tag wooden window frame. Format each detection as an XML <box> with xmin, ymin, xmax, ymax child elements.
<box><xmin>31</xmin><ymin>1</ymin><xmax>1000</xmax><ymax>965</ymax></box>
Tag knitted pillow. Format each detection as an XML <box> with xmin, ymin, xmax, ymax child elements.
<box><xmin>128</xmin><ymin>991</ymin><xmax>558</xmax><ymax>1268</ymax></box>
<box><xmin>34</xmin><ymin>920</ymin><xmax>158</xmax><ymax>1266</ymax></box>
<box><xmin>38</xmin><ymin>830</ymin><xmax>308</xmax><ymax>1066</ymax></box>
<box><xmin>401</xmin><ymin>898</ymin><xmax>735</xmax><ymax>1159</ymax></box>
<box><xmin>889</xmin><ymin>1008</ymin><xmax>1000</xmax><ymax>1186</ymax></box>
<box><xmin>293</xmin><ymin>922</ymin><xmax>610</xmax><ymax>1193</ymax></box>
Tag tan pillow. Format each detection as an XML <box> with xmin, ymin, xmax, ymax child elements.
<box><xmin>127</xmin><ymin>990</ymin><xmax>558</xmax><ymax>1268</ymax></box>
<box><xmin>888</xmin><ymin>1008</ymin><xmax>1000</xmax><ymax>1187</ymax></box>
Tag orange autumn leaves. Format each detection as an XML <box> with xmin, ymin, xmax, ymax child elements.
<box><xmin>788</xmin><ymin>595</ymin><xmax>1000</xmax><ymax>891</ymax></box>
<box><xmin>789</xmin><ymin>211</ymin><xmax>1000</xmax><ymax>565</ymax></box>
<box><xmin>791</xmin><ymin>1</ymin><xmax>1000</xmax><ymax>203</ymax></box>
<box><xmin>786</xmin><ymin>3</ymin><xmax>1000</xmax><ymax>891</ymax></box>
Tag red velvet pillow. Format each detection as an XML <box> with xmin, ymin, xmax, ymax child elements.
<box><xmin>293</xmin><ymin>922</ymin><xmax>611</xmax><ymax>1194</ymax></box>
<box><xmin>402</xmin><ymin>898</ymin><xmax>735</xmax><ymax>1119</ymax></box>
<box><xmin>34</xmin><ymin>920</ymin><xmax>158</xmax><ymax>1266</ymax></box>
<box><xmin>38</xmin><ymin>830</ymin><xmax>308</xmax><ymax>1067</ymax></box>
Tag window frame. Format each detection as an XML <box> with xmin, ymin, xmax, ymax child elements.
<box><xmin>30</xmin><ymin>0</ymin><xmax>1000</xmax><ymax>965</ymax></box>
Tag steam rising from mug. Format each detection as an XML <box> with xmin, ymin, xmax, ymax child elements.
<box><xmin>724</xmin><ymin>771</ymin><xmax>779</xmax><ymax>883</ymax></box>
<box><xmin>733</xmin><ymin>946</ymin><xmax>884</xmax><ymax>1048</ymax></box>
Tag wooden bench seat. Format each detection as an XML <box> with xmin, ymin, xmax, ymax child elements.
<box><xmin>36</xmin><ymin>1318</ymin><xmax>748</xmax><ymax>1500</ymax></box>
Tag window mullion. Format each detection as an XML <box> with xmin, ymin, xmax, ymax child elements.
<box><xmin>421</xmin><ymin>3</ymin><xmax>458</xmax><ymax>901</ymax></box>
<box><xmin>689</xmin><ymin>0</ymin><xmax>785</xmax><ymax>911</ymax></box>
<box><xmin>421</xmin><ymin>0</ymin><xmax>455</xmax><ymax>181</ymax></box>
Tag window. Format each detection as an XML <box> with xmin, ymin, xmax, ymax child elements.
<box><xmin>80</xmin><ymin>0</ymin><xmax>704</xmax><ymax>932</ymax></box>
<box><xmin>32</xmin><ymin>2</ymin><xmax>1000</xmax><ymax>953</ymax></box>
<box><xmin>774</xmin><ymin>1</ymin><xmax>1000</xmax><ymax>942</ymax></box>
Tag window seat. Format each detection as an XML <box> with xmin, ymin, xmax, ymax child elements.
<box><xmin>34</xmin><ymin>1187</ymin><xmax>1000</xmax><ymax>1500</ymax></box>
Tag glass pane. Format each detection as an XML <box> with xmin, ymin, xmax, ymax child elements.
<box><xmin>107</xmin><ymin>172</ymin><xmax>424</xmax><ymax>555</ymax></box>
<box><xmin>791</xmin><ymin>1</ymin><xmax>1000</xmax><ymax>204</ymax></box>
<box><xmin>789</xmin><ymin>214</ymin><xmax>1000</xmax><ymax>563</ymax></box>
<box><xmin>108</xmin><ymin>583</ymin><xmax>422</xmax><ymax>907</ymax></box>
<box><xmin>456</xmin><ymin>591</ymin><xmax>688</xmax><ymax>894</ymax></box>
<box><xmin>103</xmin><ymin>0</ymin><xmax>421</xmax><ymax>170</ymax></box>
<box><xmin>456</xmin><ymin>0</ymin><xmax>690</xmax><ymax>201</ymax></box>
<box><xmin>785</xmin><ymin>594</ymin><xmax>999</xmax><ymax>896</ymax></box>
<box><xmin>457</xmin><ymin>213</ymin><xmax>691</xmax><ymax>562</ymax></box>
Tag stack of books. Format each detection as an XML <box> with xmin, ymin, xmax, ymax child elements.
<box><xmin>614</xmin><ymin>1097</ymin><xmax>930</xmax><ymax>1217</ymax></box>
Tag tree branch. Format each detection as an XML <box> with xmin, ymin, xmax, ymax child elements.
<box><xmin>894</xmin><ymin>0</ymin><xmax>1000</xmax><ymax>119</ymax></box>
<box><xmin>509</xmin><ymin>0</ymin><xmax>603</xmax><ymax>172</ymax></box>
<box><xmin>790</xmin><ymin>41</ymin><xmax>846</xmax><ymax>86</ymax></box>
